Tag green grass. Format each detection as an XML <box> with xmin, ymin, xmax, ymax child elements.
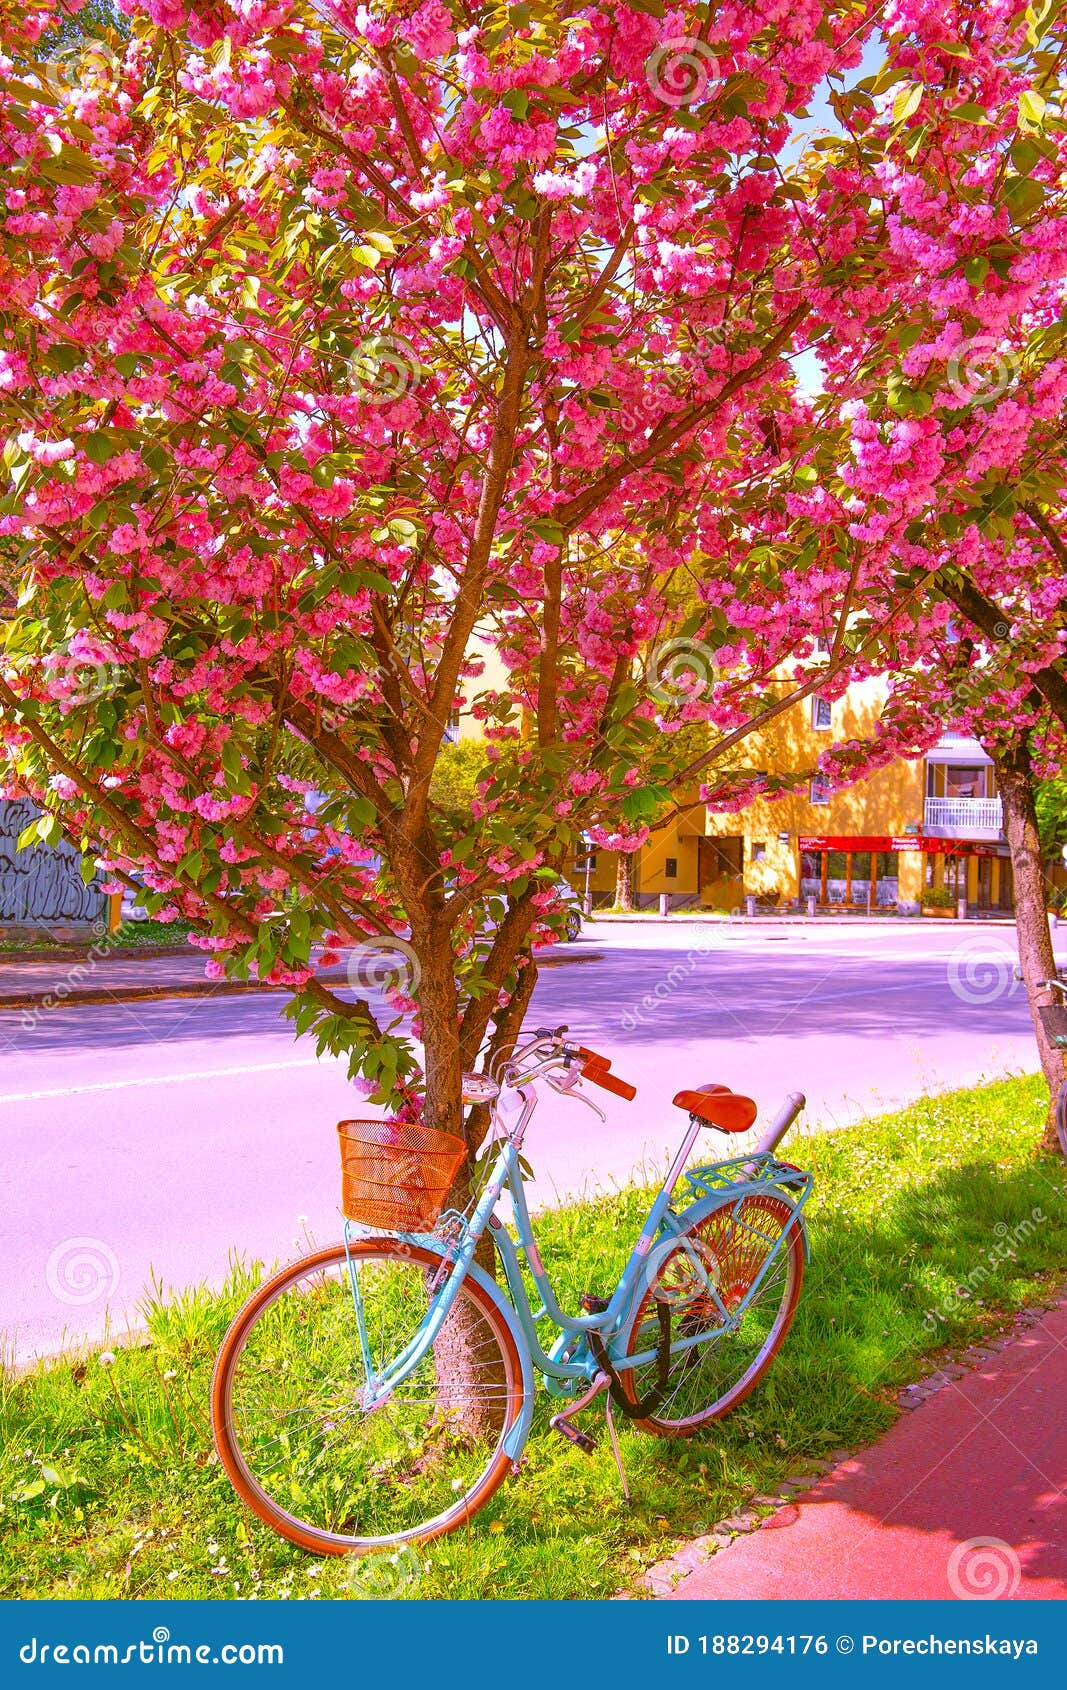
<box><xmin>3</xmin><ymin>1073</ymin><xmax>1066</xmax><ymax>1601</ymax></box>
<box><xmin>108</xmin><ymin>920</ymin><xmax>193</xmax><ymax>948</ymax></box>
<box><xmin>0</xmin><ymin>920</ymin><xmax>191</xmax><ymax>952</ymax></box>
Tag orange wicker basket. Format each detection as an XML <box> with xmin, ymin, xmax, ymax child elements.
<box><xmin>337</xmin><ymin>1119</ymin><xmax>466</xmax><ymax>1232</ymax></box>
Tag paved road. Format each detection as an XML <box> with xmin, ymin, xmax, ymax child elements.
<box><xmin>1</xmin><ymin>919</ymin><xmax>1053</xmax><ymax>1363</ymax></box>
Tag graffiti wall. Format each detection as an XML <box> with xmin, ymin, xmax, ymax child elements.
<box><xmin>0</xmin><ymin>800</ymin><xmax>107</xmax><ymax>928</ymax></box>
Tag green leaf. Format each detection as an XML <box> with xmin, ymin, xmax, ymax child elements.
<box><xmin>892</xmin><ymin>84</ymin><xmax>923</xmax><ymax>124</ymax></box>
<box><xmin>1019</xmin><ymin>89</ymin><xmax>1046</xmax><ymax>125</ymax></box>
<box><xmin>387</xmin><ymin>518</ymin><xmax>418</xmax><ymax>544</ymax></box>
<box><xmin>39</xmin><ymin>145</ymin><xmax>95</xmax><ymax>185</ymax></box>
<box><xmin>529</xmin><ymin>519</ymin><xmax>566</xmax><ymax>546</ymax></box>
<box><xmin>82</xmin><ymin>431</ymin><xmax>126</xmax><ymax>465</ymax></box>
<box><xmin>1004</xmin><ymin>174</ymin><xmax>1046</xmax><ymax>216</ymax></box>
<box><xmin>965</xmin><ymin>255</ymin><xmax>989</xmax><ymax>287</ymax></box>
<box><xmin>45</xmin><ymin>343</ymin><xmax>85</xmax><ymax>373</ymax></box>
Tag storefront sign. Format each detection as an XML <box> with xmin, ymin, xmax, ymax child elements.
<box><xmin>799</xmin><ymin>835</ymin><xmax>1006</xmax><ymax>857</ymax></box>
<box><xmin>799</xmin><ymin>836</ymin><xmax>895</xmax><ymax>852</ymax></box>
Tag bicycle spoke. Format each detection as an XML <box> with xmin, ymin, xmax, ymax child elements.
<box><xmin>621</xmin><ymin>1197</ymin><xmax>802</xmax><ymax>1431</ymax></box>
<box><xmin>214</xmin><ymin>1243</ymin><xmax>523</xmax><ymax>1548</ymax></box>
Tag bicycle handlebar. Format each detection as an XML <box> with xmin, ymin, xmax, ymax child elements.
<box><xmin>579</xmin><ymin>1060</ymin><xmax>637</xmax><ymax>1101</ymax></box>
<box><xmin>506</xmin><ymin>1030</ymin><xmax>636</xmax><ymax>1102</ymax></box>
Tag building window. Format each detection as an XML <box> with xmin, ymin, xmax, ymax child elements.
<box><xmin>812</xmin><ymin>695</ymin><xmax>832</xmax><ymax>730</ymax></box>
<box><xmin>752</xmin><ymin>841</ymin><xmax>767</xmax><ymax>861</ymax></box>
<box><xmin>443</xmin><ymin>708</ymin><xmax>461</xmax><ymax>745</ymax></box>
<box><xmin>664</xmin><ymin>857</ymin><xmax>677</xmax><ymax>879</ymax></box>
<box><xmin>810</xmin><ymin>774</ymin><xmax>833</xmax><ymax>805</ymax></box>
<box><xmin>946</xmin><ymin>765</ymin><xmax>989</xmax><ymax>799</ymax></box>
<box><xmin>926</xmin><ymin>762</ymin><xmax>993</xmax><ymax>799</ymax></box>
<box><xmin>813</xmin><ymin>634</ymin><xmax>830</xmax><ymax>657</ymax></box>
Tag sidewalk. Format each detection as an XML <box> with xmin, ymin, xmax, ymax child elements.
<box><xmin>595</xmin><ymin>910</ymin><xmax>1020</xmax><ymax>928</ymax></box>
<box><xmin>653</xmin><ymin>1296</ymin><xmax>1067</xmax><ymax>1601</ymax></box>
<box><xmin>0</xmin><ymin>941</ymin><xmax>601</xmax><ymax>1009</ymax></box>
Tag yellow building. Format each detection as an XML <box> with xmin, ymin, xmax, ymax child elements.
<box><xmin>576</xmin><ymin>677</ymin><xmax>1014</xmax><ymax>915</ymax></box>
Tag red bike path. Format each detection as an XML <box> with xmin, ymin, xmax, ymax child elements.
<box><xmin>664</xmin><ymin>1296</ymin><xmax>1067</xmax><ymax>1601</ymax></box>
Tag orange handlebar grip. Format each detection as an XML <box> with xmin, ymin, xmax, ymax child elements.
<box><xmin>581</xmin><ymin>1062</ymin><xmax>636</xmax><ymax>1101</ymax></box>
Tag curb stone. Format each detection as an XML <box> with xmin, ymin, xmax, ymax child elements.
<box><xmin>0</xmin><ymin>947</ymin><xmax>604</xmax><ymax>1010</ymax></box>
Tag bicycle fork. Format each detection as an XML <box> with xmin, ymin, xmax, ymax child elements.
<box><xmin>549</xmin><ymin>1373</ymin><xmax>632</xmax><ymax>1503</ymax></box>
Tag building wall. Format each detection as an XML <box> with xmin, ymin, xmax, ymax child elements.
<box><xmin>464</xmin><ymin>642</ymin><xmax>1020</xmax><ymax>915</ymax></box>
<box><xmin>699</xmin><ymin>675</ymin><xmax>930</xmax><ymax>907</ymax></box>
<box><xmin>0</xmin><ymin>800</ymin><xmax>108</xmax><ymax>933</ymax></box>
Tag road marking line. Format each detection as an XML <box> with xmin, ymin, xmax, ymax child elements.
<box><xmin>0</xmin><ymin>1056</ymin><xmax>334</xmax><ymax>1105</ymax></box>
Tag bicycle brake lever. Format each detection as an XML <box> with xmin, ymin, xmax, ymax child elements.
<box><xmin>546</xmin><ymin>1072</ymin><xmax>606</xmax><ymax>1121</ymax></box>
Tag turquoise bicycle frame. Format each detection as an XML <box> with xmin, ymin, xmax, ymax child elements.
<box><xmin>343</xmin><ymin>1085</ymin><xmax>811</xmax><ymax>1448</ymax></box>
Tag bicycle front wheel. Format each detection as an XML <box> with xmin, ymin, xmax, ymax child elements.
<box><xmin>618</xmin><ymin>1195</ymin><xmax>804</xmax><ymax>1435</ymax></box>
<box><xmin>211</xmin><ymin>1240</ymin><xmax>526</xmax><ymax>1553</ymax></box>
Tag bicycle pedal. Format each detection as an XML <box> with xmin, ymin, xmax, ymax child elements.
<box><xmin>580</xmin><ymin>1292</ymin><xmax>611</xmax><ymax>1314</ymax></box>
<box><xmin>551</xmin><ymin>1418</ymin><xmax>597</xmax><ymax>1455</ymax></box>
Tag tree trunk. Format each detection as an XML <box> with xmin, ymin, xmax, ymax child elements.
<box><xmin>992</xmin><ymin>739</ymin><xmax>1065</xmax><ymax>1151</ymax></box>
<box><xmin>614</xmin><ymin>850</ymin><xmax>636</xmax><ymax>911</ymax></box>
<box><xmin>410</xmin><ymin>927</ymin><xmax>505</xmax><ymax>1435</ymax></box>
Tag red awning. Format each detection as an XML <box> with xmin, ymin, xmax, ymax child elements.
<box><xmin>799</xmin><ymin>836</ymin><xmax>1005</xmax><ymax>857</ymax></box>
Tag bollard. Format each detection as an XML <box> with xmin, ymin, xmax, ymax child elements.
<box><xmin>658</xmin><ymin>892</ymin><xmax>669</xmax><ymax>916</ymax></box>
<box><xmin>806</xmin><ymin>894</ymin><xmax>816</xmax><ymax>918</ymax></box>
<box><xmin>745</xmin><ymin>894</ymin><xmax>757</xmax><ymax>918</ymax></box>
<box><xmin>957</xmin><ymin>896</ymin><xmax>967</xmax><ymax>921</ymax></box>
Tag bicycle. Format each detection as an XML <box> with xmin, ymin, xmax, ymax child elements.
<box><xmin>211</xmin><ymin>1026</ymin><xmax>813</xmax><ymax>1554</ymax></box>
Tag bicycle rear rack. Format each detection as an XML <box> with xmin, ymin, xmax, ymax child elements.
<box><xmin>683</xmin><ymin>1149</ymin><xmax>814</xmax><ymax>1209</ymax></box>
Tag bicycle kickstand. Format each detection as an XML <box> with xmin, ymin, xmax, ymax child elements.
<box><xmin>549</xmin><ymin>1373</ymin><xmax>631</xmax><ymax>1503</ymax></box>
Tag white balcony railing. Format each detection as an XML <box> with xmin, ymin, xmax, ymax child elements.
<box><xmin>924</xmin><ymin>796</ymin><xmax>1003</xmax><ymax>836</ymax></box>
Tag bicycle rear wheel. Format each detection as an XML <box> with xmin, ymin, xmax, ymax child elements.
<box><xmin>212</xmin><ymin>1240</ymin><xmax>525</xmax><ymax>1552</ymax></box>
<box><xmin>618</xmin><ymin>1195</ymin><xmax>803</xmax><ymax>1435</ymax></box>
